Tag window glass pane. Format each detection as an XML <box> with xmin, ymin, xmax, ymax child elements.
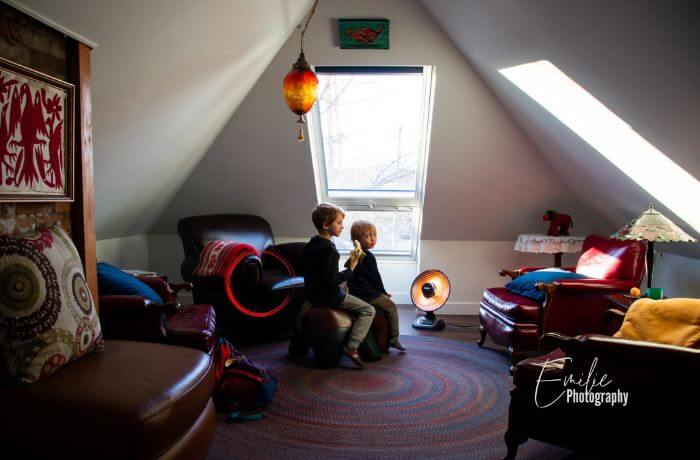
<box><xmin>317</xmin><ymin>72</ymin><xmax>424</xmax><ymax>193</ymax></box>
<box><xmin>333</xmin><ymin>209</ymin><xmax>413</xmax><ymax>254</ymax></box>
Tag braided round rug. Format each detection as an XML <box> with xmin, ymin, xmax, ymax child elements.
<box><xmin>208</xmin><ymin>335</ymin><xmax>573</xmax><ymax>459</ymax></box>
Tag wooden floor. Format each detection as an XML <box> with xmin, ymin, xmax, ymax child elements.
<box><xmin>397</xmin><ymin>305</ymin><xmax>509</xmax><ymax>355</ymax></box>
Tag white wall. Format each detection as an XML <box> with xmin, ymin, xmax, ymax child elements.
<box><xmin>96</xmin><ymin>234</ymin><xmax>150</xmax><ymax>269</ymax></box>
<box><xmin>152</xmin><ymin>0</ymin><xmax>605</xmax><ymax>240</ymax></box>
<box><xmin>650</xmin><ymin>251</ymin><xmax>700</xmax><ymax>298</ymax></box>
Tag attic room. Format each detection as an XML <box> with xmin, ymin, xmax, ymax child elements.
<box><xmin>0</xmin><ymin>0</ymin><xmax>698</xmax><ymax>458</ymax></box>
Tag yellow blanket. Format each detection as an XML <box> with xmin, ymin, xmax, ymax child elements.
<box><xmin>614</xmin><ymin>298</ymin><xmax>700</xmax><ymax>348</ymax></box>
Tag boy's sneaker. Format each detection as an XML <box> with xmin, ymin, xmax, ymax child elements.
<box><xmin>389</xmin><ymin>338</ymin><xmax>406</xmax><ymax>352</ymax></box>
<box><xmin>342</xmin><ymin>346</ymin><xmax>365</xmax><ymax>368</ymax></box>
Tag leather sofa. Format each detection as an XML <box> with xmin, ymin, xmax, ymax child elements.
<box><xmin>100</xmin><ymin>275</ymin><xmax>217</xmax><ymax>354</ymax></box>
<box><xmin>0</xmin><ymin>340</ymin><xmax>215</xmax><ymax>459</ymax></box>
<box><xmin>177</xmin><ymin>214</ymin><xmax>305</xmax><ymax>339</ymax></box>
<box><xmin>505</xmin><ymin>332</ymin><xmax>700</xmax><ymax>458</ymax></box>
<box><xmin>479</xmin><ymin>235</ymin><xmax>646</xmax><ymax>362</ymax></box>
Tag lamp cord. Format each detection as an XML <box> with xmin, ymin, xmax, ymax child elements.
<box><xmin>300</xmin><ymin>0</ymin><xmax>319</xmax><ymax>53</ymax></box>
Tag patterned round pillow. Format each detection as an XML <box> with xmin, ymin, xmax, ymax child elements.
<box><xmin>0</xmin><ymin>225</ymin><xmax>103</xmax><ymax>384</ymax></box>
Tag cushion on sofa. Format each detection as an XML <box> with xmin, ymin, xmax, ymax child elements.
<box><xmin>0</xmin><ymin>225</ymin><xmax>103</xmax><ymax>384</ymax></box>
<box><xmin>97</xmin><ymin>261</ymin><xmax>164</xmax><ymax>304</ymax></box>
<box><xmin>506</xmin><ymin>268</ymin><xmax>587</xmax><ymax>303</ymax></box>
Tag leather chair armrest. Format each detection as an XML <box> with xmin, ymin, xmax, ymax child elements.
<box><xmin>135</xmin><ymin>275</ymin><xmax>177</xmax><ymax>303</ymax></box>
<box><xmin>501</xmin><ymin>266</ymin><xmax>577</xmax><ymax>279</ymax></box>
<box><xmin>536</xmin><ymin>278</ymin><xmax>635</xmax><ymax>294</ymax></box>
<box><xmin>499</xmin><ymin>269</ymin><xmax>522</xmax><ymax>279</ymax></box>
<box><xmin>547</xmin><ymin>332</ymin><xmax>700</xmax><ymax>364</ymax></box>
<box><xmin>266</xmin><ymin>242</ymin><xmax>305</xmax><ymax>275</ymax></box>
<box><xmin>99</xmin><ymin>295</ymin><xmax>169</xmax><ymax>342</ymax></box>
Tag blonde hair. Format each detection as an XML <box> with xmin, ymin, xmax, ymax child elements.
<box><xmin>351</xmin><ymin>220</ymin><xmax>376</xmax><ymax>241</ymax></box>
<box><xmin>311</xmin><ymin>203</ymin><xmax>345</xmax><ymax>233</ymax></box>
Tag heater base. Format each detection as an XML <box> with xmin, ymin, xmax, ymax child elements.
<box><xmin>412</xmin><ymin>313</ymin><xmax>445</xmax><ymax>331</ymax></box>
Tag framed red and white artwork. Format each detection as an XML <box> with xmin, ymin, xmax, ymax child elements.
<box><xmin>0</xmin><ymin>57</ymin><xmax>74</xmax><ymax>201</ymax></box>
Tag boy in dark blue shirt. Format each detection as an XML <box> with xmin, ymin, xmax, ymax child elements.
<box><xmin>347</xmin><ymin>220</ymin><xmax>405</xmax><ymax>351</ymax></box>
<box><xmin>303</xmin><ymin>204</ymin><xmax>375</xmax><ymax>367</ymax></box>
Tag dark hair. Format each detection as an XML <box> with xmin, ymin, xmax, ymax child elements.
<box><xmin>311</xmin><ymin>203</ymin><xmax>345</xmax><ymax>233</ymax></box>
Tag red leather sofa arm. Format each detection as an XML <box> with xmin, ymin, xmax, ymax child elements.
<box><xmin>99</xmin><ymin>295</ymin><xmax>177</xmax><ymax>342</ymax></box>
<box><xmin>546</xmin><ymin>278</ymin><xmax>636</xmax><ymax>292</ymax></box>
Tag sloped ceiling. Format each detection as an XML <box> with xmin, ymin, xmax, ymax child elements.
<box><xmin>153</xmin><ymin>0</ymin><xmax>607</xmax><ymax>240</ymax></box>
<box><xmin>421</xmin><ymin>0</ymin><xmax>700</xmax><ymax>256</ymax></box>
<box><xmin>13</xmin><ymin>0</ymin><xmax>312</xmax><ymax>239</ymax></box>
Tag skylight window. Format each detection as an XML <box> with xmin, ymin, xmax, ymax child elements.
<box><xmin>499</xmin><ymin>60</ymin><xmax>700</xmax><ymax>232</ymax></box>
<box><xmin>308</xmin><ymin>66</ymin><xmax>435</xmax><ymax>258</ymax></box>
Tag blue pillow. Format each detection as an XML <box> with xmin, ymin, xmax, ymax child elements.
<box><xmin>506</xmin><ymin>268</ymin><xmax>587</xmax><ymax>303</ymax></box>
<box><xmin>97</xmin><ymin>262</ymin><xmax>164</xmax><ymax>304</ymax></box>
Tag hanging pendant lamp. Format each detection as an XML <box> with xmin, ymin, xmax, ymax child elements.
<box><xmin>283</xmin><ymin>0</ymin><xmax>320</xmax><ymax>142</ymax></box>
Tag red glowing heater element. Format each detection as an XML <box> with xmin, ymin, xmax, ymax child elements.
<box><xmin>411</xmin><ymin>269</ymin><xmax>450</xmax><ymax>330</ymax></box>
<box><xmin>283</xmin><ymin>0</ymin><xmax>319</xmax><ymax>142</ymax></box>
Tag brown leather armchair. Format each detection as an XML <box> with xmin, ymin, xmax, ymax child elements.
<box><xmin>505</xmin><ymin>332</ymin><xmax>700</xmax><ymax>458</ymax></box>
<box><xmin>177</xmin><ymin>214</ymin><xmax>305</xmax><ymax>339</ymax></box>
<box><xmin>479</xmin><ymin>235</ymin><xmax>646</xmax><ymax>362</ymax></box>
<box><xmin>100</xmin><ymin>275</ymin><xmax>217</xmax><ymax>354</ymax></box>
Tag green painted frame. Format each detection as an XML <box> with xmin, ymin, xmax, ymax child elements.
<box><xmin>339</xmin><ymin>19</ymin><xmax>389</xmax><ymax>49</ymax></box>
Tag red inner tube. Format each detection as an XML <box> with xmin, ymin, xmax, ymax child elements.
<box><xmin>223</xmin><ymin>248</ymin><xmax>295</xmax><ymax>318</ymax></box>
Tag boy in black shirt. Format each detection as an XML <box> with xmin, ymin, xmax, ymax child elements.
<box><xmin>347</xmin><ymin>220</ymin><xmax>405</xmax><ymax>351</ymax></box>
<box><xmin>303</xmin><ymin>204</ymin><xmax>375</xmax><ymax>367</ymax></box>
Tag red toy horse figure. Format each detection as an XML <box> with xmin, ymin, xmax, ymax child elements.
<box><xmin>543</xmin><ymin>210</ymin><xmax>573</xmax><ymax>236</ymax></box>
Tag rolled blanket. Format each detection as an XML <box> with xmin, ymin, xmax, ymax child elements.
<box><xmin>194</xmin><ymin>241</ymin><xmax>258</xmax><ymax>278</ymax></box>
<box><xmin>614</xmin><ymin>298</ymin><xmax>700</xmax><ymax>348</ymax></box>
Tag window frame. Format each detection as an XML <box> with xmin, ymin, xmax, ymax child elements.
<box><xmin>307</xmin><ymin>66</ymin><xmax>436</xmax><ymax>260</ymax></box>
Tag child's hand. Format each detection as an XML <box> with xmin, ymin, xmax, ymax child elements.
<box><xmin>347</xmin><ymin>256</ymin><xmax>359</xmax><ymax>271</ymax></box>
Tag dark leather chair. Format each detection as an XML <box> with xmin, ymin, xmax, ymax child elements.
<box><xmin>0</xmin><ymin>340</ymin><xmax>215</xmax><ymax>459</ymax></box>
<box><xmin>177</xmin><ymin>214</ymin><xmax>305</xmax><ymax>339</ymax></box>
<box><xmin>505</xmin><ymin>332</ymin><xmax>700</xmax><ymax>458</ymax></box>
<box><xmin>479</xmin><ymin>235</ymin><xmax>646</xmax><ymax>362</ymax></box>
<box><xmin>100</xmin><ymin>275</ymin><xmax>217</xmax><ymax>354</ymax></box>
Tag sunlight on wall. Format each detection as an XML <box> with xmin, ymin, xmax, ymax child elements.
<box><xmin>499</xmin><ymin>60</ymin><xmax>700</xmax><ymax>233</ymax></box>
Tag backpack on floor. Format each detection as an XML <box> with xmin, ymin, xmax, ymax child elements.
<box><xmin>214</xmin><ymin>338</ymin><xmax>277</xmax><ymax>417</ymax></box>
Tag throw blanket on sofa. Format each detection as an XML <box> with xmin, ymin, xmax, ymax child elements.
<box><xmin>614</xmin><ymin>298</ymin><xmax>700</xmax><ymax>348</ymax></box>
<box><xmin>194</xmin><ymin>241</ymin><xmax>258</xmax><ymax>278</ymax></box>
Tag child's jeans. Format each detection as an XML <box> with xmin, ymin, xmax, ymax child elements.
<box><xmin>336</xmin><ymin>293</ymin><xmax>376</xmax><ymax>350</ymax></box>
<box><xmin>369</xmin><ymin>294</ymin><xmax>400</xmax><ymax>339</ymax></box>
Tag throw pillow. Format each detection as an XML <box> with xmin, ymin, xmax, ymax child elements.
<box><xmin>97</xmin><ymin>262</ymin><xmax>164</xmax><ymax>304</ymax></box>
<box><xmin>0</xmin><ymin>225</ymin><xmax>103</xmax><ymax>384</ymax></box>
<box><xmin>506</xmin><ymin>268</ymin><xmax>587</xmax><ymax>303</ymax></box>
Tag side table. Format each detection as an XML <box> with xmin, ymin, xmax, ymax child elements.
<box><xmin>604</xmin><ymin>294</ymin><xmax>637</xmax><ymax>335</ymax></box>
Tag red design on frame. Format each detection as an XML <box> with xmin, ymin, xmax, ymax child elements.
<box><xmin>0</xmin><ymin>58</ymin><xmax>74</xmax><ymax>201</ymax></box>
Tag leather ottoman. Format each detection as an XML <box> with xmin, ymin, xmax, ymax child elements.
<box><xmin>479</xmin><ymin>287</ymin><xmax>541</xmax><ymax>357</ymax></box>
<box><xmin>0</xmin><ymin>341</ymin><xmax>215</xmax><ymax>460</ymax></box>
<box><xmin>166</xmin><ymin>304</ymin><xmax>217</xmax><ymax>354</ymax></box>
<box><xmin>292</xmin><ymin>305</ymin><xmax>390</xmax><ymax>367</ymax></box>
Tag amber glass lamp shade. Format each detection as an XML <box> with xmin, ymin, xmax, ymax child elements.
<box><xmin>283</xmin><ymin>52</ymin><xmax>319</xmax><ymax>120</ymax></box>
<box><xmin>411</xmin><ymin>269</ymin><xmax>450</xmax><ymax>330</ymax></box>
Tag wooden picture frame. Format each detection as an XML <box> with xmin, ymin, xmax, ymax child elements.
<box><xmin>0</xmin><ymin>57</ymin><xmax>74</xmax><ymax>201</ymax></box>
<box><xmin>339</xmin><ymin>19</ymin><xmax>390</xmax><ymax>49</ymax></box>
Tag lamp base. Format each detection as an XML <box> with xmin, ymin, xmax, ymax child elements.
<box><xmin>412</xmin><ymin>312</ymin><xmax>445</xmax><ymax>331</ymax></box>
